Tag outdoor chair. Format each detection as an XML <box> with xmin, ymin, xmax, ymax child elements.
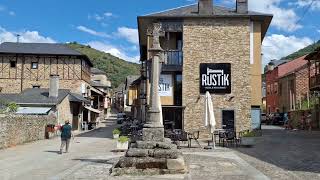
<box><xmin>220</xmin><ymin>130</ymin><xmax>237</xmax><ymax>147</ymax></box>
<box><xmin>187</xmin><ymin>131</ymin><xmax>201</xmax><ymax>148</ymax></box>
<box><xmin>171</xmin><ymin>129</ymin><xmax>189</xmax><ymax>149</ymax></box>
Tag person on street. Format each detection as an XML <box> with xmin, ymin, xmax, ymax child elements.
<box><xmin>306</xmin><ymin>111</ymin><xmax>312</xmax><ymax>131</ymax></box>
<box><xmin>59</xmin><ymin>120</ymin><xmax>73</xmax><ymax>154</ymax></box>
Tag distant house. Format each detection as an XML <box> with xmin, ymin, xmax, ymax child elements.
<box><xmin>0</xmin><ymin>42</ymin><xmax>92</xmax><ymax>94</ymax></box>
<box><xmin>0</xmin><ymin>42</ymin><xmax>106</xmax><ymax>130</ymax></box>
<box><xmin>266</xmin><ymin>56</ymin><xmax>310</xmax><ymax>113</ymax></box>
<box><xmin>90</xmin><ymin>68</ymin><xmax>112</xmax><ymax>115</ymax></box>
<box><xmin>0</xmin><ymin>75</ymin><xmax>90</xmax><ymax>130</ymax></box>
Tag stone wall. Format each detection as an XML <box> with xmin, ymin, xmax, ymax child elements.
<box><xmin>0</xmin><ymin>115</ymin><xmax>56</xmax><ymax>149</ymax></box>
<box><xmin>182</xmin><ymin>18</ymin><xmax>252</xmax><ymax>137</ymax></box>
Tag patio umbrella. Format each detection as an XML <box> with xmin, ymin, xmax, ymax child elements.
<box><xmin>205</xmin><ymin>91</ymin><xmax>216</xmax><ymax>148</ymax></box>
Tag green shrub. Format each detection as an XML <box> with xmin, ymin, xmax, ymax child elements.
<box><xmin>7</xmin><ymin>102</ymin><xmax>18</xmax><ymax>113</ymax></box>
<box><xmin>112</xmin><ymin>128</ymin><xmax>121</xmax><ymax>135</ymax></box>
<box><xmin>242</xmin><ymin>131</ymin><xmax>257</xmax><ymax>137</ymax></box>
<box><xmin>118</xmin><ymin>136</ymin><xmax>129</xmax><ymax>143</ymax></box>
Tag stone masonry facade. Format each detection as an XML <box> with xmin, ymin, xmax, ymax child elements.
<box><xmin>182</xmin><ymin>18</ymin><xmax>252</xmax><ymax>137</ymax></box>
<box><xmin>0</xmin><ymin>115</ymin><xmax>56</xmax><ymax>149</ymax></box>
<box><xmin>0</xmin><ymin>55</ymin><xmax>91</xmax><ymax>94</ymax></box>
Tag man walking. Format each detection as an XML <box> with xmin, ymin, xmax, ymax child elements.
<box><xmin>59</xmin><ymin>120</ymin><xmax>73</xmax><ymax>154</ymax></box>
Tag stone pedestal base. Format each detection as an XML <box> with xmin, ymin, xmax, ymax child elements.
<box><xmin>142</xmin><ymin>128</ymin><xmax>164</xmax><ymax>142</ymax></box>
<box><xmin>110</xmin><ymin>138</ymin><xmax>187</xmax><ymax>176</ymax></box>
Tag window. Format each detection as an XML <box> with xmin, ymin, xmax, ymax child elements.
<box><xmin>279</xmin><ymin>83</ymin><xmax>282</xmax><ymax>95</ymax></box>
<box><xmin>271</xmin><ymin>84</ymin><xmax>274</xmax><ymax>95</ymax></box>
<box><xmin>31</xmin><ymin>62</ymin><xmax>38</xmax><ymax>69</ymax></box>
<box><xmin>32</xmin><ymin>85</ymin><xmax>40</xmax><ymax>89</ymax></box>
<box><xmin>0</xmin><ymin>87</ymin><xmax>2</xmax><ymax>92</ymax></box>
<box><xmin>274</xmin><ymin>83</ymin><xmax>278</xmax><ymax>94</ymax></box>
<box><xmin>10</xmin><ymin>61</ymin><xmax>16</xmax><ymax>68</ymax></box>
<box><xmin>267</xmin><ymin>85</ymin><xmax>270</xmax><ymax>95</ymax></box>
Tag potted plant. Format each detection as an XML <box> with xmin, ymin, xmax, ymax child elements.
<box><xmin>241</xmin><ymin>131</ymin><xmax>257</xmax><ymax>147</ymax></box>
<box><xmin>117</xmin><ymin>136</ymin><xmax>129</xmax><ymax>150</ymax></box>
<box><xmin>112</xmin><ymin>128</ymin><xmax>121</xmax><ymax>139</ymax></box>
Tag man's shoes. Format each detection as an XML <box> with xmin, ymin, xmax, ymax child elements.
<box><xmin>58</xmin><ymin>150</ymin><xmax>62</xmax><ymax>154</ymax></box>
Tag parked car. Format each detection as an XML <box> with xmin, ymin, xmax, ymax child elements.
<box><xmin>272</xmin><ymin>112</ymin><xmax>285</xmax><ymax>125</ymax></box>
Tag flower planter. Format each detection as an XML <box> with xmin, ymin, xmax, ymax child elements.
<box><xmin>241</xmin><ymin>137</ymin><xmax>255</xmax><ymax>147</ymax></box>
<box><xmin>113</xmin><ymin>134</ymin><xmax>120</xmax><ymax>139</ymax></box>
<box><xmin>116</xmin><ymin>141</ymin><xmax>129</xmax><ymax>150</ymax></box>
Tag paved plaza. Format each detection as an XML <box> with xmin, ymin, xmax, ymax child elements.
<box><xmin>0</xmin><ymin>114</ymin><xmax>320</xmax><ymax>180</ymax></box>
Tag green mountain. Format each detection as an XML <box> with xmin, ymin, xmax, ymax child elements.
<box><xmin>67</xmin><ymin>42</ymin><xmax>140</xmax><ymax>88</ymax></box>
<box><xmin>281</xmin><ymin>40</ymin><xmax>320</xmax><ymax>60</ymax></box>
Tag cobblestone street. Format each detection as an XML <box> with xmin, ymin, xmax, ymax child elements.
<box><xmin>1</xmin><ymin>114</ymin><xmax>320</xmax><ymax>180</ymax></box>
<box><xmin>234</xmin><ymin>126</ymin><xmax>320</xmax><ymax>180</ymax></box>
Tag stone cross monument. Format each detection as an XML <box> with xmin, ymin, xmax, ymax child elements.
<box><xmin>111</xmin><ymin>22</ymin><xmax>186</xmax><ymax>176</ymax></box>
<box><xmin>143</xmin><ymin>22</ymin><xmax>165</xmax><ymax>141</ymax></box>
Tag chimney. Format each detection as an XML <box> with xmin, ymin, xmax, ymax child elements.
<box><xmin>198</xmin><ymin>0</ymin><xmax>213</xmax><ymax>15</ymax></box>
<box><xmin>236</xmin><ymin>0</ymin><xmax>248</xmax><ymax>14</ymax></box>
<box><xmin>49</xmin><ymin>75</ymin><xmax>59</xmax><ymax>98</ymax></box>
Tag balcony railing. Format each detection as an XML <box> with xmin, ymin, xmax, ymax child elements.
<box><xmin>165</xmin><ymin>50</ymin><xmax>183</xmax><ymax>66</ymax></box>
<box><xmin>310</xmin><ymin>74</ymin><xmax>320</xmax><ymax>90</ymax></box>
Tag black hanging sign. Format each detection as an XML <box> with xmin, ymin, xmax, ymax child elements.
<box><xmin>200</xmin><ymin>63</ymin><xmax>231</xmax><ymax>94</ymax></box>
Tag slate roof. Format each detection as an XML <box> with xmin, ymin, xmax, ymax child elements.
<box><xmin>0</xmin><ymin>88</ymin><xmax>70</xmax><ymax>106</ymax></box>
<box><xmin>91</xmin><ymin>68</ymin><xmax>107</xmax><ymax>75</ymax></box>
<box><xmin>0</xmin><ymin>42</ymin><xmax>93</xmax><ymax>66</ymax></box>
<box><xmin>143</xmin><ymin>4</ymin><xmax>270</xmax><ymax>17</ymax></box>
<box><xmin>125</xmin><ymin>75</ymin><xmax>140</xmax><ymax>90</ymax></box>
<box><xmin>278</xmin><ymin>56</ymin><xmax>308</xmax><ymax>78</ymax></box>
<box><xmin>69</xmin><ymin>93</ymin><xmax>90</xmax><ymax>104</ymax></box>
<box><xmin>0</xmin><ymin>42</ymin><xmax>82</xmax><ymax>56</ymax></box>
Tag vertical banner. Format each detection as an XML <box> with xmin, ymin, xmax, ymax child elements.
<box><xmin>159</xmin><ymin>74</ymin><xmax>173</xmax><ymax>97</ymax></box>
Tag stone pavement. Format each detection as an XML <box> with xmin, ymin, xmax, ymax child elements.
<box><xmin>1</xmin><ymin>113</ymin><xmax>320</xmax><ymax>180</ymax></box>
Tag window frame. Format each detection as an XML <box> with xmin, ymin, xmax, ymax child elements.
<box><xmin>31</xmin><ymin>62</ymin><xmax>39</xmax><ymax>69</ymax></box>
<box><xmin>10</xmin><ymin>61</ymin><xmax>17</xmax><ymax>68</ymax></box>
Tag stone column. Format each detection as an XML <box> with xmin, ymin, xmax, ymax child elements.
<box><xmin>143</xmin><ymin>23</ymin><xmax>165</xmax><ymax>141</ymax></box>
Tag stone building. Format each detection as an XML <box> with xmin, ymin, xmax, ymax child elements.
<box><xmin>0</xmin><ymin>42</ymin><xmax>92</xmax><ymax>94</ymax></box>
<box><xmin>0</xmin><ymin>75</ymin><xmax>90</xmax><ymax>131</ymax></box>
<box><xmin>0</xmin><ymin>42</ymin><xmax>106</xmax><ymax>130</ymax></box>
<box><xmin>278</xmin><ymin>56</ymin><xmax>310</xmax><ymax>112</ymax></box>
<box><xmin>138</xmin><ymin>0</ymin><xmax>272</xmax><ymax>136</ymax></box>
<box><xmin>90</xmin><ymin>68</ymin><xmax>112</xmax><ymax>116</ymax></box>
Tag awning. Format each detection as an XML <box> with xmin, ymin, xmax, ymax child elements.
<box><xmin>16</xmin><ymin>107</ymin><xmax>52</xmax><ymax>115</ymax></box>
<box><xmin>84</xmin><ymin>106</ymin><xmax>102</xmax><ymax>114</ymax></box>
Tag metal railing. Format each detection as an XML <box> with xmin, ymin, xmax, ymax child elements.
<box><xmin>165</xmin><ymin>50</ymin><xmax>183</xmax><ymax>65</ymax></box>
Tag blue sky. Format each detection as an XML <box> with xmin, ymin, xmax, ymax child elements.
<box><xmin>1</xmin><ymin>0</ymin><xmax>320</xmax><ymax>66</ymax></box>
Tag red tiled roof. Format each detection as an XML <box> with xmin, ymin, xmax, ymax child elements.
<box><xmin>278</xmin><ymin>55</ymin><xmax>308</xmax><ymax>78</ymax></box>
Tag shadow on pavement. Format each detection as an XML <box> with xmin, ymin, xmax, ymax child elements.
<box><xmin>73</xmin><ymin>158</ymin><xmax>115</xmax><ymax>165</ymax></box>
<box><xmin>44</xmin><ymin>150</ymin><xmax>61</xmax><ymax>154</ymax></box>
<box><xmin>75</xmin><ymin>116</ymin><xmax>119</xmax><ymax>139</ymax></box>
<box><xmin>234</xmin><ymin>128</ymin><xmax>320</xmax><ymax>174</ymax></box>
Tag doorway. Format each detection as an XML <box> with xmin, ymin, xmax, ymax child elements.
<box><xmin>222</xmin><ymin>110</ymin><xmax>235</xmax><ymax>130</ymax></box>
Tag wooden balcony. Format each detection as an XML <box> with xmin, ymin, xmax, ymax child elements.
<box><xmin>310</xmin><ymin>74</ymin><xmax>320</xmax><ymax>91</ymax></box>
<box><xmin>162</xmin><ymin>50</ymin><xmax>183</xmax><ymax>72</ymax></box>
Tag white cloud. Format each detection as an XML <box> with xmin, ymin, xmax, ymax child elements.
<box><xmin>249</xmin><ymin>0</ymin><xmax>302</xmax><ymax>32</ymax></box>
<box><xmin>0</xmin><ymin>26</ymin><xmax>56</xmax><ymax>43</ymax></box>
<box><xmin>116</xmin><ymin>27</ymin><xmax>139</xmax><ymax>45</ymax></box>
<box><xmin>87</xmin><ymin>41</ymin><xmax>140</xmax><ymax>63</ymax></box>
<box><xmin>76</xmin><ymin>26</ymin><xmax>110</xmax><ymax>38</ymax></box>
<box><xmin>293</xmin><ymin>0</ymin><xmax>320</xmax><ymax>11</ymax></box>
<box><xmin>0</xmin><ymin>5</ymin><xmax>15</xmax><ymax>16</ymax></box>
<box><xmin>9</xmin><ymin>11</ymin><xmax>15</xmax><ymax>16</ymax></box>
<box><xmin>104</xmin><ymin>12</ymin><xmax>113</xmax><ymax>17</ymax></box>
<box><xmin>88</xmin><ymin>12</ymin><xmax>114</xmax><ymax>21</ymax></box>
<box><xmin>262</xmin><ymin>34</ymin><xmax>313</xmax><ymax>65</ymax></box>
